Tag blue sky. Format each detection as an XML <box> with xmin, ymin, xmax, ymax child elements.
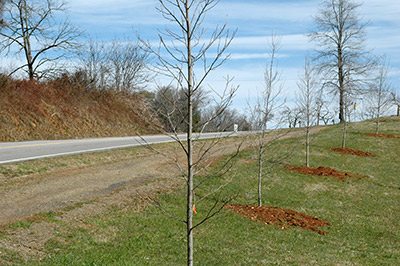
<box><xmin>66</xmin><ymin>0</ymin><xmax>400</xmax><ymax>110</ymax></box>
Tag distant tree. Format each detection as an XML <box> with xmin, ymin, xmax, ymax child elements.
<box><xmin>340</xmin><ymin>72</ymin><xmax>358</xmax><ymax>148</ymax></box>
<box><xmin>297</xmin><ymin>58</ymin><xmax>318</xmax><ymax>167</ymax></box>
<box><xmin>310</xmin><ymin>0</ymin><xmax>373</xmax><ymax>124</ymax></box>
<box><xmin>77</xmin><ymin>39</ymin><xmax>148</xmax><ymax>92</ymax></box>
<box><xmin>391</xmin><ymin>90</ymin><xmax>400</xmax><ymax>117</ymax></box>
<box><xmin>77</xmin><ymin>40</ymin><xmax>108</xmax><ymax>90</ymax></box>
<box><xmin>320</xmin><ymin>105</ymin><xmax>336</xmax><ymax>125</ymax></box>
<box><xmin>107</xmin><ymin>40</ymin><xmax>149</xmax><ymax>91</ymax></box>
<box><xmin>365</xmin><ymin>60</ymin><xmax>393</xmax><ymax>133</ymax></box>
<box><xmin>205</xmin><ymin>107</ymin><xmax>249</xmax><ymax>132</ymax></box>
<box><xmin>314</xmin><ymin>83</ymin><xmax>328</xmax><ymax>126</ymax></box>
<box><xmin>153</xmin><ymin>85</ymin><xmax>206</xmax><ymax>133</ymax></box>
<box><xmin>0</xmin><ymin>0</ymin><xmax>80</xmax><ymax>80</ymax></box>
<box><xmin>282</xmin><ymin>106</ymin><xmax>303</xmax><ymax>128</ymax></box>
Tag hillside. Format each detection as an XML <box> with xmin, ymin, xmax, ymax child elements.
<box><xmin>0</xmin><ymin>76</ymin><xmax>159</xmax><ymax>141</ymax></box>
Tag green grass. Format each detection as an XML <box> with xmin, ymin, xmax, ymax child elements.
<box><xmin>6</xmin><ymin>117</ymin><xmax>400</xmax><ymax>265</ymax></box>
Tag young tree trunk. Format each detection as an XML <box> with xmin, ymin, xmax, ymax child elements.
<box><xmin>338</xmin><ymin>51</ymin><xmax>345</xmax><ymax>124</ymax></box>
<box><xmin>185</xmin><ymin>2</ymin><xmax>194</xmax><ymax>265</ymax></box>
<box><xmin>397</xmin><ymin>104</ymin><xmax>400</xmax><ymax>116</ymax></box>
<box><xmin>306</xmin><ymin>125</ymin><xmax>310</xmax><ymax>167</ymax></box>
<box><xmin>375</xmin><ymin>118</ymin><xmax>380</xmax><ymax>134</ymax></box>
<box><xmin>257</xmin><ymin>139</ymin><xmax>264</xmax><ymax>207</ymax></box>
<box><xmin>341</xmin><ymin>121</ymin><xmax>347</xmax><ymax>148</ymax></box>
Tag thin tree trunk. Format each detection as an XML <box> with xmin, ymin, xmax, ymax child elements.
<box><xmin>306</xmin><ymin>126</ymin><xmax>310</xmax><ymax>167</ymax></box>
<box><xmin>257</xmin><ymin>140</ymin><xmax>264</xmax><ymax>207</ymax></box>
<box><xmin>185</xmin><ymin>2</ymin><xmax>194</xmax><ymax>266</ymax></box>
<box><xmin>341</xmin><ymin>120</ymin><xmax>347</xmax><ymax>148</ymax></box>
<box><xmin>338</xmin><ymin>80</ymin><xmax>345</xmax><ymax>124</ymax></box>
<box><xmin>376</xmin><ymin>91</ymin><xmax>382</xmax><ymax>134</ymax></box>
<box><xmin>20</xmin><ymin>0</ymin><xmax>34</xmax><ymax>80</ymax></box>
<box><xmin>337</xmin><ymin>36</ymin><xmax>345</xmax><ymax>124</ymax></box>
<box><xmin>375</xmin><ymin>116</ymin><xmax>380</xmax><ymax>134</ymax></box>
<box><xmin>397</xmin><ymin>104</ymin><xmax>400</xmax><ymax>116</ymax></box>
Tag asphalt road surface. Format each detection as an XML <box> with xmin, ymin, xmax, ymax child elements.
<box><xmin>0</xmin><ymin>132</ymin><xmax>246</xmax><ymax>164</ymax></box>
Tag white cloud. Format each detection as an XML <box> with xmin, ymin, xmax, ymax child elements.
<box><xmin>67</xmin><ymin>0</ymin><xmax>151</xmax><ymax>11</ymax></box>
<box><xmin>212</xmin><ymin>1</ymin><xmax>318</xmax><ymax>23</ymax></box>
<box><xmin>230</xmin><ymin>33</ymin><xmax>312</xmax><ymax>52</ymax></box>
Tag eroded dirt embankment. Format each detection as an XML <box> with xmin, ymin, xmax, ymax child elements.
<box><xmin>0</xmin><ymin>77</ymin><xmax>158</xmax><ymax>142</ymax></box>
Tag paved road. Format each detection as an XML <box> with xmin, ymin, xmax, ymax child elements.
<box><xmin>0</xmin><ymin>132</ymin><xmax>247</xmax><ymax>164</ymax></box>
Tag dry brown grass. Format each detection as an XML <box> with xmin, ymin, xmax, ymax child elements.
<box><xmin>0</xmin><ymin>75</ymin><xmax>159</xmax><ymax>141</ymax></box>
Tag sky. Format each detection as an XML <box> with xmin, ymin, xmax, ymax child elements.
<box><xmin>18</xmin><ymin>0</ymin><xmax>400</xmax><ymax>111</ymax></box>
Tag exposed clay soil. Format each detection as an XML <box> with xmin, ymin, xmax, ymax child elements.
<box><xmin>331</xmin><ymin>147</ymin><xmax>375</xmax><ymax>157</ymax></box>
<box><xmin>367</xmin><ymin>133</ymin><xmax>400</xmax><ymax>139</ymax></box>
<box><xmin>287</xmin><ymin>165</ymin><xmax>363</xmax><ymax>181</ymax></box>
<box><xmin>225</xmin><ymin>204</ymin><xmax>330</xmax><ymax>235</ymax></box>
<box><xmin>0</xmin><ymin>78</ymin><xmax>159</xmax><ymax>142</ymax></box>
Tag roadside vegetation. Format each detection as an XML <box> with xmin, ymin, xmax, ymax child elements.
<box><xmin>0</xmin><ymin>75</ymin><xmax>159</xmax><ymax>141</ymax></box>
<box><xmin>0</xmin><ymin>117</ymin><xmax>397</xmax><ymax>265</ymax></box>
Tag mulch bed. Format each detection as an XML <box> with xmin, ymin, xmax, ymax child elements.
<box><xmin>367</xmin><ymin>133</ymin><xmax>400</xmax><ymax>139</ymax></box>
<box><xmin>331</xmin><ymin>147</ymin><xmax>375</xmax><ymax>157</ymax></box>
<box><xmin>287</xmin><ymin>165</ymin><xmax>364</xmax><ymax>181</ymax></box>
<box><xmin>225</xmin><ymin>204</ymin><xmax>330</xmax><ymax>235</ymax></box>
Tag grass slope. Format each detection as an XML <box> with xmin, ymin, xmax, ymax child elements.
<box><xmin>8</xmin><ymin>117</ymin><xmax>400</xmax><ymax>265</ymax></box>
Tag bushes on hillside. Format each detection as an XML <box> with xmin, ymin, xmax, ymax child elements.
<box><xmin>0</xmin><ymin>75</ymin><xmax>159</xmax><ymax>141</ymax></box>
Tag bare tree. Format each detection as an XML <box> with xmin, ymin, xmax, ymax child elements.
<box><xmin>202</xmin><ymin>106</ymin><xmax>250</xmax><ymax>132</ymax></box>
<box><xmin>250</xmin><ymin>36</ymin><xmax>284</xmax><ymax>207</ymax></box>
<box><xmin>77</xmin><ymin>40</ymin><xmax>108</xmax><ymax>90</ymax></box>
<box><xmin>281</xmin><ymin>106</ymin><xmax>303</xmax><ymax>128</ymax></box>
<box><xmin>107</xmin><ymin>40</ymin><xmax>148</xmax><ymax>91</ymax></box>
<box><xmin>341</xmin><ymin>82</ymin><xmax>356</xmax><ymax>148</ymax></box>
<box><xmin>320</xmin><ymin>105</ymin><xmax>336</xmax><ymax>125</ymax></box>
<box><xmin>391</xmin><ymin>90</ymin><xmax>400</xmax><ymax>117</ymax></box>
<box><xmin>297</xmin><ymin>58</ymin><xmax>318</xmax><ymax>167</ymax></box>
<box><xmin>77</xmin><ymin>39</ymin><xmax>149</xmax><ymax>92</ymax></box>
<box><xmin>310</xmin><ymin>0</ymin><xmax>372</xmax><ymax>124</ymax></box>
<box><xmin>143</xmin><ymin>1</ymin><xmax>236</xmax><ymax>265</ymax></box>
<box><xmin>314</xmin><ymin>82</ymin><xmax>329</xmax><ymax>126</ymax></box>
<box><xmin>0</xmin><ymin>0</ymin><xmax>80</xmax><ymax>80</ymax></box>
<box><xmin>365</xmin><ymin>60</ymin><xmax>393</xmax><ymax>133</ymax></box>
<box><xmin>153</xmin><ymin>85</ymin><xmax>207</xmax><ymax>133</ymax></box>
<box><xmin>0</xmin><ymin>0</ymin><xmax>5</xmax><ymax>27</ymax></box>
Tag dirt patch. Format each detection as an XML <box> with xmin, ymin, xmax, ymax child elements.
<box><xmin>287</xmin><ymin>165</ymin><xmax>364</xmax><ymax>181</ymax></box>
<box><xmin>225</xmin><ymin>204</ymin><xmax>330</xmax><ymax>235</ymax></box>
<box><xmin>367</xmin><ymin>133</ymin><xmax>400</xmax><ymax>139</ymax></box>
<box><xmin>331</xmin><ymin>147</ymin><xmax>375</xmax><ymax>157</ymax></box>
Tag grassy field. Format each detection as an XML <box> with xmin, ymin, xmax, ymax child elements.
<box><xmin>5</xmin><ymin>117</ymin><xmax>400</xmax><ymax>265</ymax></box>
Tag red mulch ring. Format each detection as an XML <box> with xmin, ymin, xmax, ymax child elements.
<box><xmin>225</xmin><ymin>204</ymin><xmax>330</xmax><ymax>235</ymax></box>
<box><xmin>287</xmin><ymin>165</ymin><xmax>364</xmax><ymax>181</ymax></box>
<box><xmin>331</xmin><ymin>147</ymin><xmax>375</xmax><ymax>157</ymax></box>
<box><xmin>367</xmin><ymin>133</ymin><xmax>400</xmax><ymax>139</ymax></box>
